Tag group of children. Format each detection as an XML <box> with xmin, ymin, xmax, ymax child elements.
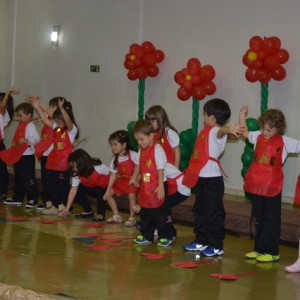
<box><xmin>1</xmin><ymin>87</ymin><xmax>300</xmax><ymax>269</ymax></box>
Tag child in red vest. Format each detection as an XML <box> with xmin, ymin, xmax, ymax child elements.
<box><xmin>145</xmin><ymin>105</ymin><xmax>180</xmax><ymax>168</ymax></box>
<box><xmin>1</xmin><ymin>102</ymin><xmax>40</xmax><ymax>207</ymax></box>
<box><xmin>130</xmin><ymin>119</ymin><xmax>176</xmax><ymax>247</ymax></box>
<box><xmin>240</xmin><ymin>107</ymin><xmax>300</xmax><ymax>263</ymax></box>
<box><xmin>182</xmin><ymin>98</ymin><xmax>243</xmax><ymax>256</ymax></box>
<box><xmin>103</xmin><ymin>130</ymin><xmax>139</xmax><ymax>226</ymax></box>
<box><xmin>60</xmin><ymin>149</ymin><xmax>109</xmax><ymax>220</ymax></box>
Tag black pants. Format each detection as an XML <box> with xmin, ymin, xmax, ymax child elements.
<box><xmin>40</xmin><ymin>156</ymin><xmax>51</xmax><ymax>203</ymax></box>
<box><xmin>47</xmin><ymin>169</ymin><xmax>70</xmax><ymax>207</ymax></box>
<box><xmin>75</xmin><ymin>185</ymin><xmax>107</xmax><ymax>216</ymax></box>
<box><xmin>13</xmin><ymin>155</ymin><xmax>39</xmax><ymax>203</ymax></box>
<box><xmin>193</xmin><ymin>176</ymin><xmax>225</xmax><ymax>250</ymax></box>
<box><xmin>249</xmin><ymin>192</ymin><xmax>281</xmax><ymax>255</ymax></box>
<box><xmin>167</xmin><ymin>192</ymin><xmax>188</xmax><ymax>208</ymax></box>
<box><xmin>0</xmin><ymin>141</ymin><xmax>9</xmax><ymax>195</ymax></box>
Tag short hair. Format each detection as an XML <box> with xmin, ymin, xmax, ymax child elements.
<box><xmin>15</xmin><ymin>102</ymin><xmax>33</xmax><ymax>115</ymax></box>
<box><xmin>203</xmin><ymin>98</ymin><xmax>231</xmax><ymax>126</ymax></box>
<box><xmin>132</xmin><ymin>119</ymin><xmax>154</xmax><ymax>136</ymax></box>
<box><xmin>258</xmin><ymin>109</ymin><xmax>286</xmax><ymax>133</ymax></box>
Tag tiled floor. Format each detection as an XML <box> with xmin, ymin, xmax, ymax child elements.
<box><xmin>0</xmin><ymin>202</ymin><xmax>299</xmax><ymax>300</ymax></box>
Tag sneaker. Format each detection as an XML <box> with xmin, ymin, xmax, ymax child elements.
<box><xmin>25</xmin><ymin>200</ymin><xmax>37</xmax><ymax>208</ymax></box>
<box><xmin>134</xmin><ymin>235</ymin><xmax>152</xmax><ymax>245</ymax></box>
<box><xmin>201</xmin><ymin>246</ymin><xmax>224</xmax><ymax>257</ymax></box>
<box><xmin>183</xmin><ymin>241</ymin><xmax>208</xmax><ymax>252</ymax></box>
<box><xmin>256</xmin><ymin>253</ymin><xmax>280</xmax><ymax>262</ymax></box>
<box><xmin>0</xmin><ymin>194</ymin><xmax>7</xmax><ymax>201</ymax></box>
<box><xmin>106</xmin><ymin>215</ymin><xmax>123</xmax><ymax>223</ymax></box>
<box><xmin>245</xmin><ymin>251</ymin><xmax>262</xmax><ymax>259</ymax></box>
<box><xmin>157</xmin><ymin>238</ymin><xmax>172</xmax><ymax>247</ymax></box>
<box><xmin>36</xmin><ymin>204</ymin><xmax>46</xmax><ymax>210</ymax></box>
<box><xmin>4</xmin><ymin>198</ymin><xmax>22</xmax><ymax>205</ymax></box>
<box><xmin>154</xmin><ymin>229</ymin><xmax>158</xmax><ymax>236</ymax></box>
<box><xmin>42</xmin><ymin>205</ymin><xmax>59</xmax><ymax>215</ymax></box>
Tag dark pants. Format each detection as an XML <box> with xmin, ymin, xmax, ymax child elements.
<box><xmin>40</xmin><ymin>156</ymin><xmax>51</xmax><ymax>203</ymax></box>
<box><xmin>75</xmin><ymin>185</ymin><xmax>107</xmax><ymax>216</ymax></box>
<box><xmin>167</xmin><ymin>192</ymin><xmax>188</xmax><ymax>208</ymax></box>
<box><xmin>47</xmin><ymin>169</ymin><xmax>70</xmax><ymax>207</ymax></box>
<box><xmin>249</xmin><ymin>192</ymin><xmax>281</xmax><ymax>255</ymax></box>
<box><xmin>140</xmin><ymin>182</ymin><xmax>175</xmax><ymax>241</ymax></box>
<box><xmin>0</xmin><ymin>141</ymin><xmax>9</xmax><ymax>195</ymax></box>
<box><xmin>13</xmin><ymin>155</ymin><xmax>39</xmax><ymax>203</ymax></box>
<box><xmin>193</xmin><ymin>176</ymin><xmax>225</xmax><ymax>250</ymax></box>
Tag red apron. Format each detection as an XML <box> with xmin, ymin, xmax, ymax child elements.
<box><xmin>244</xmin><ymin>134</ymin><xmax>283</xmax><ymax>197</ymax></box>
<box><xmin>0</xmin><ymin>122</ymin><xmax>28</xmax><ymax>165</ymax></box>
<box><xmin>154</xmin><ymin>131</ymin><xmax>175</xmax><ymax>165</ymax></box>
<box><xmin>79</xmin><ymin>170</ymin><xmax>109</xmax><ymax>188</ymax></box>
<box><xmin>46</xmin><ymin>128</ymin><xmax>73</xmax><ymax>171</ymax></box>
<box><xmin>34</xmin><ymin>124</ymin><xmax>54</xmax><ymax>160</ymax></box>
<box><xmin>139</xmin><ymin>144</ymin><xmax>164</xmax><ymax>208</ymax></box>
<box><xmin>167</xmin><ymin>173</ymin><xmax>183</xmax><ymax>196</ymax></box>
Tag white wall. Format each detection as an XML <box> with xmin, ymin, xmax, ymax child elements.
<box><xmin>2</xmin><ymin>0</ymin><xmax>300</xmax><ymax>201</ymax></box>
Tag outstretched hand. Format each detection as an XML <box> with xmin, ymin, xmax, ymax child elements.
<box><xmin>229</xmin><ymin>123</ymin><xmax>245</xmax><ymax>138</ymax></box>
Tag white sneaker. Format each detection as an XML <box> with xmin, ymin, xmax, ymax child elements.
<box><xmin>42</xmin><ymin>205</ymin><xmax>59</xmax><ymax>215</ymax></box>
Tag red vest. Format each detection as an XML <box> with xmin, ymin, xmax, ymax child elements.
<box><xmin>0</xmin><ymin>122</ymin><xmax>28</xmax><ymax>165</ymax></box>
<box><xmin>79</xmin><ymin>169</ymin><xmax>109</xmax><ymax>188</ymax></box>
<box><xmin>167</xmin><ymin>173</ymin><xmax>183</xmax><ymax>196</ymax></box>
<box><xmin>139</xmin><ymin>143</ymin><xmax>164</xmax><ymax>208</ymax></box>
<box><xmin>154</xmin><ymin>131</ymin><xmax>175</xmax><ymax>164</ymax></box>
<box><xmin>244</xmin><ymin>134</ymin><xmax>283</xmax><ymax>197</ymax></box>
<box><xmin>46</xmin><ymin>128</ymin><xmax>73</xmax><ymax>171</ymax></box>
<box><xmin>182</xmin><ymin>126</ymin><xmax>212</xmax><ymax>188</ymax></box>
<box><xmin>112</xmin><ymin>153</ymin><xmax>139</xmax><ymax>194</ymax></box>
<box><xmin>34</xmin><ymin>124</ymin><xmax>54</xmax><ymax>160</ymax></box>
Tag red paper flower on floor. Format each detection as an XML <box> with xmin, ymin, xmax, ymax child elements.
<box><xmin>124</xmin><ymin>41</ymin><xmax>165</xmax><ymax>80</ymax></box>
<box><xmin>243</xmin><ymin>36</ymin><xmax>289</xmax><ymax>83</ymax></box>
<box><xmin>174</xmin><ymin>58</ymin><xmax>216</xmax><ymax>101</ymax></box>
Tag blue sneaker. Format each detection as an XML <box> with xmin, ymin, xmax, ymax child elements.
<box><xmin>134</xmin><ymin>235</ymin><xmax>152</xmax><ymax>245</ymax></box>
<box><xmin>157</xmin><ymin>238</ymin><xmax>172</xmax><ymax>247</ymax></box>
<box><xmin>183</xmin><ymin>241</ymin><xmax>208</xmax><ymax>252</ymax></box>
<box><xmin>201</xmin><ymin>246</ymin><xmax>224</xmax><ymax>257</ymax></box>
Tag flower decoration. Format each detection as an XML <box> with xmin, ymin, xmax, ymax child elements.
<box><xmin>243</xmin><ymin>36</ymin><xmax>289</xmax><ymax>83</ymax></box>
<box><xmin>124</xmin><ymin>41</ymin><xmax>165</xmax><ymax>81</ymax></box>
<box><xmin>174</xmin><ymin>58</ymin><xmax>216</xmax><ymax>101</ymax></box>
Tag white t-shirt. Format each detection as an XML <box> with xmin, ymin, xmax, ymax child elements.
<box><xmin>165</xmin><ymin>127</ymin><xmax>180</xmax><ymax>148</ymax></box>
<box><xmin>0</xmin><ymin>110</ymin><xmax>10</xmax><ymax>139</ymax></box>
<box><xmin>199</xmin><ymin>126</ymin><xmax>228</xmax><ymax>178</ymax></box>
<box><xmin>72</xmin><ymin>164</ymin><xmax>110</xmax><ymax>186</ymax></box>
<box><xmin>109</xmin><ymin>150</ymin><xmax>139</xmax><ymax>173</ymax></box>
<box><xmin>248</xmin><ymin>131</ymin><xmax>300</xmax><ymax>162</ymax></box>
<box><xmin>24</xmin><ymin>122</ymin><xmax>40</xmax><ymax>155</ymax></box>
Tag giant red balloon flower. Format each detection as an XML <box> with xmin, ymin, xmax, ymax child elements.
<box><xmin>174</xmin><ymin>58</ymin><xmax>216</xmax><ymax>101</ymax></box>
<box><xmin>243</xmin><ymin>36</ymin><xmax>289</xmax><ymax>83</ymax></box>
<box><xmin>124</xmin><ymin>41</ymin><xmax>165</xmax><ymax>81</ymax></box>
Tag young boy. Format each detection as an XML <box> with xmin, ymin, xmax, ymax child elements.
<box><xmin>130</xmin><ymin>119</ymin><xmax>176</xmax><ymax>247</ymax></box>
<box><xmin>182</xmin><ymin>98</ymin><xmax>244</xmax><ymax>256</ymax></box>
<box><xmin>0</xmin><ymin>102</ymin><xmax>40</xmax><ymax>207</ymax></box>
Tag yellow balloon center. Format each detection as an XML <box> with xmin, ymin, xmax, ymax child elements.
<box><xmin>185</xmin><ymin>75</ymin><xmax>192</xmax><ymax>81</ymax></box>
<box><xmin>248</xmin><ymin>52</ymin><xmax>257</xmax><ymax>61</ymax></box>
<box><xmin>130</xmin><ymin>55</ymin><xmax>136</xmax><ymax>61</ymax></box>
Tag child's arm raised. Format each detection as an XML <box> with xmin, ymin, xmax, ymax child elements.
<box><xmin>27</xmin><ymin>95</ymin><xmax>52</xmax><ymax>127</ymax></box>
<box><xmin>217</xmin><ymin>123</ymin><xmax>245</xmax><ymax>139</ymax></box>
<box><xmin>0</xmin><ymin>87</ymin><xmax>18</xmax><ymax>115</ymax></box>
<box><xmin>239</xmin><ymin>106</ymin><xmax>249</xmax><ymax>139</ymax></box>
<box><xmin>58</xmin><ymin>98</ymin><xmax>73</xmax><ymax>131</ymax></box>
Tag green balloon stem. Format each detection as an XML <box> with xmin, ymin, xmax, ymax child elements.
<box><xmin>192</xmin><ymin>97</ymin><xmax>199</xmax><ymax>137</ymax></box>
<box><xmin>260</xmin><ymin>83</ymin><xmax>269</xmax><ymax>113</ymax></box>
<box><xmin>138</xmin><ymin>79</ymin><xmax>145</xmax><ymax>119</ymax></box>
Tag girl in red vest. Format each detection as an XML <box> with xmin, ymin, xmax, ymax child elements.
<box><xmin>40</xmin><ymin>98</ymin><xmax>79</xmax><ymax>215</ymax></box>
<box><xmin>240</xmin><ymin>107</ymin><xmax>300</xmax><ymax>263</ymax></box>
<box><xmin>0</xmin><ymin>87</ymin><xmax>16</xmax><ymax>201</ymax></box>
<box><xmin>103</xmin><ymin>130</ymin><xmax>139</xmax><ymax>227</ymax></box>
<box><xmin>145</xmin><ymin>105</ymin><xmax>181</xmax><ymax>168</ymax></box>
<box><xmin>60</xmin><ymin>149</ymin><xmax>109</xmax><ymax>221</ymax></box>
<box><xmin>130</xmin><ymin>119</ymin><xmax>176</xmax><ymax>247</ymax></box>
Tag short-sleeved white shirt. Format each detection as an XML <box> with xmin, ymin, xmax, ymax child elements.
<box><xmin>24</xmin><ymin>122</ymin><xmax>40</xmax><ymax>155</ymax></box>
<box><xmin>109</xmin><ymin>150</ymin><xmax>139</xmax><ymax>173</ymax></box>
<box><xmin>0</xmin><ymin>110</ymin><xmax>10</xmax><ymax>139</ymax></box>
<box><xmin>165</xmin><ymin>128</ymin><xmax>180</xmax><ymax>148</ymax></box>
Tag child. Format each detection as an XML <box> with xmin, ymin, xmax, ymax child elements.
<box><xmin>27</xmin><ymin>95</ymin><xmax>59</xmax><ymax>210</ymax></box>
<box><xmin>130</xmin><ymin>119</ymin><xmax>176</xmax><ymax>247</ymax></box>
<box><xmin>240</xmin><ymin>107</ymin><xmax>300</xmax><ymax>262</ymax></box>
<box><xmin>182</xmin><ymin>98</ymin><xmax>244</xmax><ymax>256</ymax></box>
<box><xmin>103</xmin><ymin>130</ymin><xmax>139</xmax><ymax>227</ymax></box>
<box><xmin>0</xmin><ymin>87</ymin><xmax>16</xmax><ymax>200</ymax></box>
<box><xmin>60</xmin><ymin>149</ymin><xmax>109</xmax><ymax>220</ymax></box>
<box><xmin>0</xmin><ymin>102</ymin><xmax>40</xmax><ymax>207</ymax></box>
<box><xmin>145</xmin><ymin>105</ymin><xmax>181</xmax><ymax>168</ymax></box>
<box><xmin>41</xmin><ymin>98</ymin><xmax>78</xmax><ymax>215</ymax></box>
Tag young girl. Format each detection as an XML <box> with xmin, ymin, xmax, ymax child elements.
<box><xmin>41</xmin><ymin>98</ymin><xmax>78</xmax><ymax>215</ymax></box>
<box><xmin>103</xmin><ymin>130</ymin><xmax>139</xmax><ymax>227</ymax></box>
<box><xmin>240</xmin><ymin>107</ymin><xmax>300</xmax><ymax>262</ymax></box>
<box><xmin>145</xmin><ymin>105</ymin><xmax>180</xmax><ymax>168</ymax></box>
<box><xmin>60</xmin><ymin>149</ymin><xmax>109</xmax><ymax>220</ymax></box>
<box><xmin>0</xmin><ymin>87</ymin><xmax>16</xmax><ymax>201</ymax></box>
<box><xmin>27</xmin><ymin>95</ymin><xmax>59</xmax><ymax>210</ymax></box>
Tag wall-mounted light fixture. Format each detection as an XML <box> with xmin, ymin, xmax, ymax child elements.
<box><xmin>50</xmin><ymin>26</ymin><xmax>60</xmax><ymax>47</ymax></box>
